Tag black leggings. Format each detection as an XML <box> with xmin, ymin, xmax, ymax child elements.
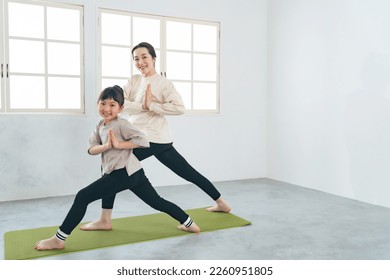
<box><xmin>101</xmin><ymin>142</ymin><xmax>221</xmax><ymax>209</ymax></box>
<box><xmin>59</xmin><ymin>168</ymin><xmax>189</xmax><ymax>235</ymax></box>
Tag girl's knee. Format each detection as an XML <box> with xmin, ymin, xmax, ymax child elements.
<box><xmin>147</xmin><ymin>198</ymin><xmax>168</xmax><ymax>211</ymax></box>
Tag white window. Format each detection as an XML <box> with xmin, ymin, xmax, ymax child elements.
<box><xmin>98</xmin><ymin>9</ymin><xmax>220</xmax><ymax>114</ymax></box>
<box><xmin>0</xmin><ymin>0</ymin><xmax>84</xmax><ymax>113</ymax></box>
<box><xmin>0</xmin><ymin>1</ymin><xmax>4</xmax><ymax>111</ymax></box>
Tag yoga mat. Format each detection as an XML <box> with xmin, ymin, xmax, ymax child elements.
<box><xmin>4</xmin><ymin>208</ymin><xmax>251</xmax><ymax>260</ymax></box>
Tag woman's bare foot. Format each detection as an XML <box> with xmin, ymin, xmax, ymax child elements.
<box><xmin>80</xmin><ymin>220</ymin><xmax>112</xmax><ymax>231</ymax></box>
<box><xmin>206</xmin><ymin>198</ymin><xmax>231</xmax><ymax>213</ymax></box>
<box><xmin>35</xmin><ymin>236</ymin><xmax>64</xmax><ymax>251</ymax></box>
<box><xmin>80</xmin><ymin>209</ymin><xmax>113</xmax><ymax>231</ymax></box>
<box><xmin>177</xmin><ymin>222</ymin><xmax>201</xmax><ymax>234</ymax></box>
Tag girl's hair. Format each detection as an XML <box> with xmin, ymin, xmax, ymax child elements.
<box><xmin>131</xmin><ymin>42</ymin><xmax>157</xmax><ymax>59</ymax></box>
<box><xmin>97</xmin><ymin>85</ymin><xmax>124</xmax><ymax>106</ymax></box>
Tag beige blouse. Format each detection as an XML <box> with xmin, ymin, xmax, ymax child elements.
<box><xmin>122</xmin><ymin>73</ymin><xmax>185</xmax><ymax>143</ymax></box>
<box><xmin>89</xmin><ymin>118</ymin><xmax>149</xmax><ymax>176</ymax></box>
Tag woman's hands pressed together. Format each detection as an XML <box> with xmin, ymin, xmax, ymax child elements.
<box><xmin>143</xmin><ymin>84</ymin><xmax>155</xmax><ymax>110</ymax></box>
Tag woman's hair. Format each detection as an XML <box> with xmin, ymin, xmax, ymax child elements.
<box><xmin>97</xmin><ymin>85</ymin><xmax>124</xmax><ymax>106</ymax></box>
<box><xmin>131</xmin><ymin>42</ymin><xmax>157</xmax><ymax>59</ymax></box>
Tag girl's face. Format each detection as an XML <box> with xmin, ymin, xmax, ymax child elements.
<box><xmin>133</xmin><ymin>47</ymin><xmax>156</xmax><ymax>77</ymax></box>
<box><xmin>98</xmin><ymin>98</ymin><xmax>123</xmax><ymax>124</ymax></box>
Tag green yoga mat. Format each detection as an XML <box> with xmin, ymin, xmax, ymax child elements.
<box><xmin>4</xmin><ymin>208</ymin><xmax>251</xmax><ymax>260</ymax></box>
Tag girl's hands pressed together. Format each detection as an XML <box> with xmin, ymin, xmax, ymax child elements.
<box><xmin>104</xmin><ymin>132</ymin><xmax>112</xmax><ymax>150</ymax></box>
<box><xmin>109</xmin><ymin>129</ymin><xmax>120</xmax><ymax>149</ymax></box>
<box><xmin>88</xmin><ymin>132</ymin><xmax>112</xmax><ymax>155</ymax></box>
<box><xmin>109</xmin><ymin>129</ymin><xmax>140</xmax><ymax>150</ymax></box>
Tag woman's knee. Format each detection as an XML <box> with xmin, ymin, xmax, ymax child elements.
<box><xmin>74</xmin><ymin>189</ymin><xmax>91</xmax><ymax>204</ymax></box>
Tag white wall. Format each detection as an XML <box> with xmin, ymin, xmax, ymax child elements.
<box><xmin>267</xmin><ymin>0</ymin><xmax>390</xmax><ymax>208</ymax></box>
<box><xmin>0</xmin><ymin>0</ymin><xmax>267</xmax><ymax>201</ymax></box>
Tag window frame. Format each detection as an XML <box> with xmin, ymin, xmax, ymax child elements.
<box><xmin>1</xmin><ymin>0</ymin><xmax>85</xmax><ymax>114</ymax></box>
<box><xmin>98</xmin><ymin>8</ymin><xmax>220</xmax><ymax>114</ymax></box>
<box><xmin>0</xmin><ymin>1</ymin><xmax>4</xmax><ymax>112</ymax></box>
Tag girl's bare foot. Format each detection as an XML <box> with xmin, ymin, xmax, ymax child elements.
<box><xmin>80</xmin><ymin>220</ymin><xmax>112</xmax><ymax>231</ymax></box>
<box><xmin>177</xmin><ymin>222</ymin><xmax>201</xmax><ymax>234</ymax></box>
<box><xmin>206</xmin><ymin>198</ymin><xmax>231</xmax><ymax>213</ymax></box>
<box><xmin>35</xmin><ymin>236</ymin><xmax>64</xmax><ymax>251</ymax></box>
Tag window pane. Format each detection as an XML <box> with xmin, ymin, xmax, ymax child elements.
<box><xmin>9</xmin><ymin>39</ymin><xmax>44</xmax><ymax>73</ymax></box>
<box><xmin>154</xmin><ymin>50</ymin><xmax>161</xmax><ymax>75</ymax></box>
<box><xmin>166</xmin><ymin>21</ymin><xmax>191</xmax><ymax>51</ymax></box>
<box><xmin>47</xmin><ymin>7</ymin><xmax>80</xmax><ymax>41</ymax></box>
<box><xmin>173</xmin><ymin>82</ymin><xmax>191</xmax><ymax>109</ymax></box>
<box><xmin>166</xmin><ymin>51</ymin><xmax>191</xmax><ymax>80</ymax></box>
<box><xmin>194</xmin><ymin>24</ymin><xmax>217</xmax><ymax>52</ymax></box>
<box><xmin>193</xmin><ymin>83</ymin><xmax>216</xmax><ymax>110</ymax></box>
<box><xmin>101</xmin><ymin>13</ymin><xmax>130</xmax><ymax>45</ymax></box>
<box><xmin>8</xmin><ymin>2</ymin><xmax>44</xmax><ymax>38</ymax></box>
<box><xmin>48</xmin><ymin>77</ymin><xmax>80</xmax><ymax>109</ymax></box>
<box><xmin>48</xmin><ymin>43</ymin><xmax>80</xmax><ymax>75</ymax></box>
<box><xmin>102</xmin><ymin>46</ymin><xmax>131</xmax><ymax>77</ymax></box>
<box><xmin>133</xmin><ymin>17</ymin><xmax>160</xmax><ymax>48</ymax></box>
<box><xmin>102</xmin><ymin>78</ymin><xmax>128</xmax><ymax>91</ymax></box>
<box><xmin>9</xmin><ymin>76</ymin><xmax>45</xmax><ymax>109</ymax></box>
<box><xmin>194</xmin><ymin>54</ymin><xmax>216</xmax><ymax>81</ymax></box>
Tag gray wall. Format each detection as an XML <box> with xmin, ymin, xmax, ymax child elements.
<box><xmin>0</xmin><ymin>0</ymin><xmax>267</xmax><ymax>201</ymax></box>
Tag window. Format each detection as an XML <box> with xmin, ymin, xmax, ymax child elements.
<box><xmin>98</xmin><ymin>9</ymin><xmax>220</xmax><ymax>113</ymax></box>
<box><xmin>0</xmin><ymin>0</ymin><xmax>84</xmax><ymax>113</ymax></box>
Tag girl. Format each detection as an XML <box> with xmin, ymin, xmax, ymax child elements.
<box><xmin>35</xmin><ymin>86</ymin><xmax>199</xmax><ymax>251</ymax></box>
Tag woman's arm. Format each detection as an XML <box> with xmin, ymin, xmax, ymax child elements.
<box><xmin>121</xmin><ymin>75</ymin><xmax>147</xmax><ymax>115</ymax></box>
<box><xmin>144</xmin><ymin>83</ymin><xmax>185</xmax><ymax>115</ymax></box>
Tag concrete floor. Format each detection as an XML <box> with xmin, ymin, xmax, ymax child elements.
<box><xmin>1</xmin><ymin>178</ymin><xmax>390</xmax><ymax>260</ymax></box>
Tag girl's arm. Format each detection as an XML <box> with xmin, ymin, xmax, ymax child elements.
<box><xmin>109</xmin><ymin>130</ymin><xmax>140</xmax><ymax>150</ymax></box>
<box><xmin>88</xmin><ymin>137</ymin><xmax>112</xmax><ymax>155</ymax></box>
<box><xmin>88</xmin><ymin>122</ymin><xmax>111</xmax><ymax>155</ymax></box>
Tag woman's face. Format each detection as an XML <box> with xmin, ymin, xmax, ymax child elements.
<box><xmin>133</xmin><ymin>47</ymin><xmax>156</xmax><ymax>77</ymax></box>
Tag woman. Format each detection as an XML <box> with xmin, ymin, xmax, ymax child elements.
<box><xmin>81</xmin><ymin>42</ymin><xmax>231</xmax><ymax>231</ymax></box>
